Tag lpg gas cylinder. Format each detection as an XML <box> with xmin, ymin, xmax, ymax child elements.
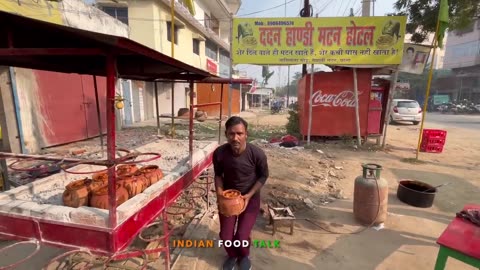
<box><xmin>353</xmin><ymin>164</ymin><xmax>388</xmax><ymax>225</ymax></box>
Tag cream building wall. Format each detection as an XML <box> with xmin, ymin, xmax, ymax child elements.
<box><xmin>111</xmin><ymin>0</ymin><xmax>208</xmax><ymax>71</ymax></box>
<box><xmin>97</xmin><ymin>0</ymin><xmax>240</xmax><ymax>118</ymax></box>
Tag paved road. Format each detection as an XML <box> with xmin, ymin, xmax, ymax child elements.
<box><xmin>426</xmin><ymin>112</ymin><xmax>480</xmax><ymax>130</ymax></box>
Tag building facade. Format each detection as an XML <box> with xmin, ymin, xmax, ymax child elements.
<box><xmin>0</xmin><ymin>0</ymin><xmax>247</xmax><ymax>154</ymax></box>
<box><xmin>96</xmin><ymin>0</ymin><xmax>242</xmax><ymax>123</ymax></box>
<box><xmin>439</xmin><ymin>19</ymin><xmax>480</xmax><ymax>103</ymax></box>
<box><xmin>0</xmin><ymin>0</ymin><xmax>129</xmax><ymax>153</ymax></box>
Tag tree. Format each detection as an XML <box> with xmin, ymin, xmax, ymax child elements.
<box><xmin>275</xmin><ymin>72</ymin><xmax>303</xmax><ymax>97</ymax></box>
<box><xmin>390</xmin><ymin>0</ymin><xmax>479</xmax><ymax>44</ymax></box>
<box><xmin>275</xmin><ymin>67</ymin><xmax>326</xmax><ymax>97</ymax></box>
<box><xmin>261</xmin><ymin>66</ymin><xmax>275</xmax><ymax>86</ymax></box>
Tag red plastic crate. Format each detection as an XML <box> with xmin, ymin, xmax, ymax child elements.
<box><xmin>423</xmin><ymin>129</ymin><xmax>447</xmax><ymax>139</ymax></box>
<box><xmin>420</xmin><ymin>143</ymin><xmax>444</xmax><ymax>153</ymax></box>
<box><xmin>421</xmin><ymin>137</ymin><xmax>446</xmax><ymax>146</ymax></box>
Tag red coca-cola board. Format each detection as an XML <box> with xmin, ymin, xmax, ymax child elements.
<box><xmin>297</xmin><ymin>69</ymin><xmax>373</xmax><ymax>137</ymax></box>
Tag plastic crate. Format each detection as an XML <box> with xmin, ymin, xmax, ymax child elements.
<box><xmin>423</xmin><ymin>129</ymin><xmax>447</xmax><ymax>139</ymax></box>
<box><xmin>420</xmin><ymin>143</ymin><xmax>444</xmax><ymax>153</ymax></box>
<box><xmin>421</xmin><ymin>137</ymin><xmax>446</xmax><ymax>146</ymax></box>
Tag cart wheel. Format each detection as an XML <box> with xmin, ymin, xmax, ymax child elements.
<box><xmin>43</xmin><ymin>250</ymin><xmax>96</xmax><ymax>270</ymax></box>
<box><xmin>117</xmin><ymin>152</ymin><xmax>162</xmax><ymax>165</ymax></box>
<box><xmin>0</xmin><ymin>240</ymin><xmax>40</xmax><ymax>270</ymax></box>
<box><xmin>60</xmin><ymin>161</ymin><xmax>112</xmax><ymax>175</ymax></box>
<box><xmin>389</xmin><ymin>116</ymin><xmax>395</xmax><ymax>125</ymax></box>
<box><xmin>105</xmin><ymin>248</ymin><xmax>147</xmax><ymax>270</ymax></box>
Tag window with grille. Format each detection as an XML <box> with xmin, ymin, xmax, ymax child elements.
<box><xmin>167</xmin><ymin>22</ymin><xmax>179</xmax><ymax>45</ymax></box>
<box><xmin>193</xmin><ymin>39</ymin><xmax>200</xmax><ymax>55</ymax></box>
<box><xmin>206</xmin><ymin>39</ymin><xmax>218</xmax><ymax>60</ymax></box>
<box><xmin>204</xmin><ymin>13</ymin><xmax>219</xmax><ymax>35</ymax></box>
<box><xmin>101</xmin><ymin>6</ymin><xmax>128</xmax><ymax>25</ymax></box>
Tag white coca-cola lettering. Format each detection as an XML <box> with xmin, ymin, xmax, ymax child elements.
<box><xmin>311</xmin><ymin>89</ymin><xmax>362</xmax><ymax>107</ymax></box>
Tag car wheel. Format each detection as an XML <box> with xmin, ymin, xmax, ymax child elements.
<box><xmin>413</xmin><ymin>121</ymin><xmax>419</xmax><ymax>125</ymax></box>
<box><xmin>389</xmin><ymin>116</ymin><xmax>395</xmax><ymax>125</ymax></box>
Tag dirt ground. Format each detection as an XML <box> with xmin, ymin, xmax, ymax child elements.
<box><xmin>1</xmin><ymin>110</ymin><xmax>479</xmax><ymax>270</ymax></box>
<box><xmin>182</xmin><ymin>110</ymin><xmax>480</xmax><ymax>270</ymax></box>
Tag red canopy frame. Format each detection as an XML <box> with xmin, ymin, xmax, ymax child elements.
<box><xmin>154</xmin><ymin>77</ymin><xmax>253</xmax><ymax>160</ymax></box>
<box><xmin>0</xmin><ymin>10</ymin><xmax>253</xmax><ymax>269</ymax></box>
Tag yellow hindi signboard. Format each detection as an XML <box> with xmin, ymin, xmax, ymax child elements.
<box><xmin>0</xmin><ymin>0</ymin><xmax>63</xmax><ymax>25</ymax></box>
<box><xmin>232</xmin><ymin>16</ymin><xmax>407</xmax><ymax>65</ymax></box>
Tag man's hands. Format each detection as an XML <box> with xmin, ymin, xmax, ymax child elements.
<box><xmin>241</xmin><ymin>193</ymin><xmax>252</xmax><ymax>210</ymax></box>
<box><xmin>241</xmin><ymin>181</ymin><xmax>263</xmax><ymax>211</ymax></box>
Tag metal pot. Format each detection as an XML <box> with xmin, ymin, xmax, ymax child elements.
<box><xmin>397</xmin><ymin>180</ymin><xmax>436</xmax><ymax>208</ymax></box>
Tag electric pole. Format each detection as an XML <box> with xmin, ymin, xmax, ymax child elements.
<box><xmin>300</xmin><ymin>0</ymin><xmax>311</xmax><ymax>76</ymax></box>
<box><xmin>285</xmin><ymin>0</ymin><xmax>291</xmax><ymax>107</ymax></box>
<box><xmin>362</xmin><ymin>0</ymin><xmax>370</xmax><ymax>17</ymax></box>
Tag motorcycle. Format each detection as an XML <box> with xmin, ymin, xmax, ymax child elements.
<box><xmin>271</xmin><ymin>104</ymin><xmax>281</xmax><ymax>114</ymax></box>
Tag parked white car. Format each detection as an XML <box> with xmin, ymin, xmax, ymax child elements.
<box><xmin>390</xmin><ymin>99</ymin><xmax>422</xmax><ymax>125</ymax></box>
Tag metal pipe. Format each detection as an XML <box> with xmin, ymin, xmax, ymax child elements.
<box><xmin>171</xmin><ymin>82</ymin><xmax>175</xmax><ymax>138</ymax></box>
<box><xmin>353</xmin><ymin>68</ymin><xmax>361</xmax><ymax>146</ymax></box>
<box><xmin>416</xmin><ymin>18</ymin><xmax>441</xmax><ymax>160</ymax></box>
<box><xmin>0</xmin><ymin>151</ymin><xmax>102</xmax><ymax>164</ymax></box>
<box><xmin>192</xmin><ymin>102</ymin><xmax>221</xmax><ymax>108</ymax></box>
<box><xmin>218</xmin><ymin>83</ymin><xmax>224</xmax><ymax>144</ymax></box>
<box><xmin>382</xmin><ymin>70</ymin><xmax>399</xmax><ymax>148</ymax></box>
<box><xmin>301</xmin><ymin>0</ymin><xmax>310</xmax><ymax>76</ymax></box>
<box><xmin>8</xmin><ymin>67</ymin><xmax>26</xmax><ymax>154</ymax></box>
<box><xmin>170</xmin><ymin>0</ymin><xmax>176</xmax><ymax>139</ymax></box>
<box><xmin>189</xmin><ymin>80</ymin><xmax>194</xmax><ymax>168</ymax></box>
<box><xmin>0</xmin><ymin>48</ymin><xmax>105</xmax><ymax>56</ymax></box>
<box><xmin>228</xmin><ymin>14</ymin><xmax>233</xmax><ymax>117</ymax></box>
<box><xmin>287</xmin><ymin>65</ymin><xmax>290</xmax><ymax>107</ymax></box>
<box><xmin>106</xmin><ymin>55</ymin><xmax>117</xmax><ymax>229</ymax></box>
<box><xmin>307</xmin><ymin>64</ymin><xmax>314</xmax><ymax>144</ymax></box>
<box><xmin>163</xmin><ymin>211</ymin><xmax>171</xmax><ymax>270</ymax></box>
<box><xmin>93</xmin><ymin>75</ymin><xmax>104</xmax><ymax>157</ymax></box>
<box><xmin>154</xmin><ymin>79</ymin><xmax>253</xmax><ymax>84</ymax></box>
<box><xmin>154</xmin><ymin>82</ymin><xmax>160</xmax><ymax>136</ymax></box>
<box><xmin>170</xmin><ymin>0</ymin><xmax>175</xmax><ymax>58</ymax></box>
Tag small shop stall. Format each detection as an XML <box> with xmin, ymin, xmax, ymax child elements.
<box><xmin>247</xmin><ymin>87</ymin><xmax>274</xmax><ymax>109</ymax></box>
<box><xmin>297</xmin><ymin>69</ymin><xmax>391</xmax><ymax>139</ymax></box>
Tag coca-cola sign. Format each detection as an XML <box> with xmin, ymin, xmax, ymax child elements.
<box><xmin>311</xmin><ymin>89</ymin><xmax>362</xmax><ymax>107</ymax></box>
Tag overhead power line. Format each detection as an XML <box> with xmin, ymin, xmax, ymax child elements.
<box><xmin>237</xmin><ymin>0</ymin><xmax>298</xmax><ymax>17</ymax></box>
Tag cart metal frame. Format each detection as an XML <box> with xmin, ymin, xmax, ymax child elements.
<box><xmin>0</xmin><ymin>11</ymin><xmax>251</xmax><ymax>270</ymax></box>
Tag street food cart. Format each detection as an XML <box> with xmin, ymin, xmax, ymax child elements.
<box><xmin>0</xmin><ymin>11</ymin><xmax>251</xmax><ymax>270</ymax></box>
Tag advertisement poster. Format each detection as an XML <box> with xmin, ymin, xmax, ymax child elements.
<box><xmin>399</xmin><ymin>43</ymin><xmax>432</xmax><ymax>74</ymax></box>
<box><xmin>232</xmin><ymin>16</ymin><xmax>407</xmax><ymax>65</ymax></box>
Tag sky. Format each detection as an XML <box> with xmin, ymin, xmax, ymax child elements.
<box><xmin>235</xmin><ymin>0</ymin><xmax>398</xmax><ymax>88</ymax></box>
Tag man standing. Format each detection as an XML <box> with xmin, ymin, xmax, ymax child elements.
<box><xmin>213</xmin><ymin>116</ymin><xmax>269</xmax><ymax>270</ymax></box>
